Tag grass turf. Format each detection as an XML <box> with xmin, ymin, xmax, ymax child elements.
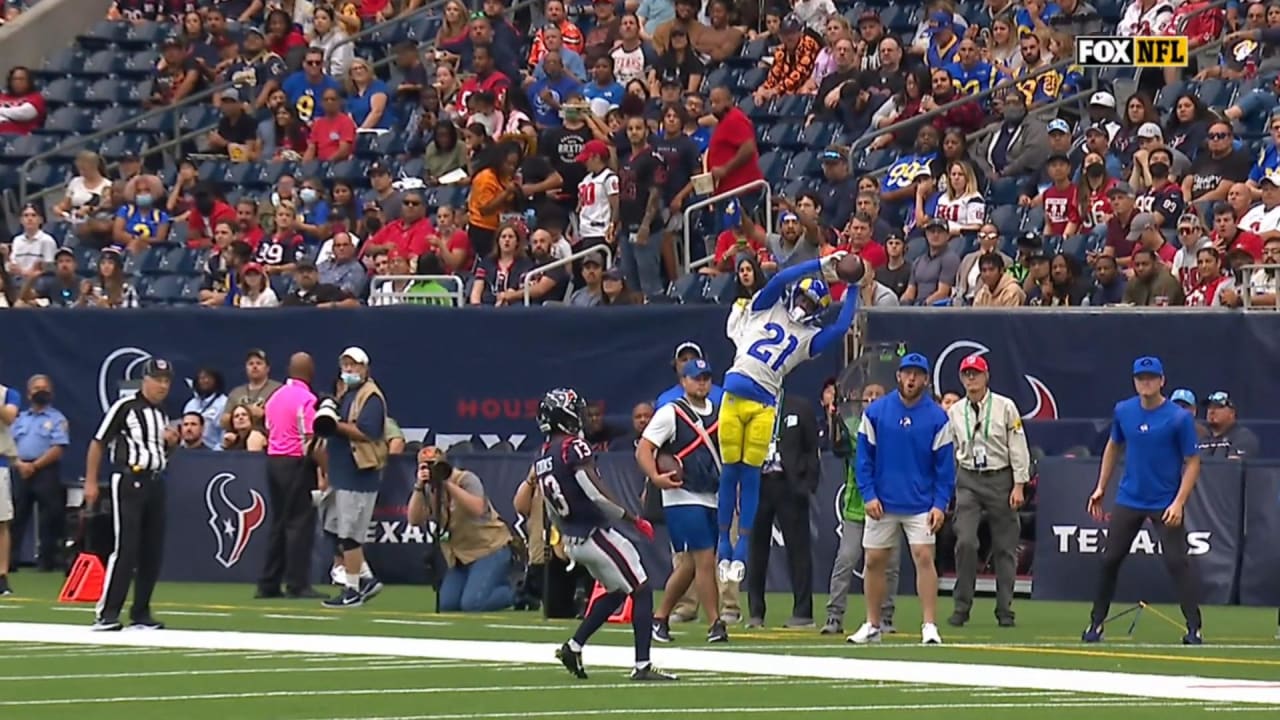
<box><xmin>1</xmin><ymin>572</ymin><xmax>1278</xmax><ymax>719</ymax></box>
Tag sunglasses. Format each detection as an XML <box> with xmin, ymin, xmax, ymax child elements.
<box><xmin>1208</xmin><ymin>132</ymin><xmax>1230</xmax><ymax>140</ymax></box>
<box><xmin>1178</xmin><ymin>227</ymin><xmax>1197</xmax><ymax>234</ymax></box>
<box><xmin>979</xmin><ymin>232</ymin><xmax>998</xmax><ymax>239</ymax></box>
<box><xmin>305</xmin><ymin>59</ymin><xmax>323</xmax><ymax>66</ymax></box>
<box><xmin>403</xmin><ymin>200</ymin><xmax>422</xmax><ymax>206</ymax></box>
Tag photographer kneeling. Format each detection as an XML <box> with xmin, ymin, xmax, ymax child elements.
<box><xmin>407</xmin><ymin>446</ymin><xmax>515</xmax><ymax>612</ymax></box>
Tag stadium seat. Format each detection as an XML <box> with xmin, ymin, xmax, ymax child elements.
<box><xmin>198</xmin><ymin>160</ymin><xmax>227</xmax><ymax>184</ymax></box>
<box><xmin>224</xmin><ymin>161</ymin><xmax>258</xmax><ymax>187</ymax></box>
<box><xmin>667</xmin><ymin>273</ymin><xmax>708</xmax><ymax>304</ymax></box>
<box><xmin>1021</xmin><ymin>207</ymin><xmax>1046</xmax><ymax>233</ymax></box>
<box><xmin>122</xmin><ymin>51</ymin><xmax>161</xmax><ymax>78</ymax></box>
<box><xmin>78</xmin><ymin>20</ymin><xmax>127</xmax><ymax>47</ymax></box>
<box><xmin>91</xmin><ymin>106</ymin><xmax>133</xmax><ymax>132</ymax></box>
<box><xmin>858</xmin><ymin>149</ymin><xmax>896</xmax><ymax>173</ymax></box>
<box><xmin>1154</xmin><ymin>82</ymin><xmax>1188</xmax><ymax>114</ymax></box>
<box><xmin>1197</xmin><ymin>79</ymin><xmax>1235</xmax><ymax>109</ymax></box>
<box><xmin>772</xmin><ymin>94</ymin><xmax>812</xmax><ymax>120</ymax></box>
<box><xmin>739</xmin><ymin>68</ymin><xmax>768</xmax><ymax>94</ymax></box>
<box><xmin>41</xmin><ymin>78</ymin><xmax>79</xmax><ymax>106</ymax></box>
<box><xmin>2</xmin><ymin>135</ymin><xmax>54</xmax><ymax>161</ymax></box>
<box><xmin>400</xmin><ymin>157</ymin><xmax>425</xmax><ymax>178</ymax></box>
<box><xmin>81</xmin><ymin>50</ymin><xmax>125</xmax><ymax>77</ymax></box>
<box><xmin>123</xmin><ymin>248</ymin><xmax>148</xmax><ymax>276</ymax></box>
<box><xmin>121</xmin><ymin>21</ymin><xmax>166</xmax><ymax>49</ymax></box>
<box><xmin>785</xmin><ymin>151</ymin><xmax>819</xmax><ymax>180</ymax></box>
<box><xmin>140</xmin><ymin>246</ymin><xmax>170</xmax><ymax>274</ymax></box>
<box><xmin>989</xmin><ymin>205</ymin><xmax>1020</xmax><ymax>241</ymax></box>
<box><xmin>127</xmin><ymin>79</ymin><xmax>157</xmax><ymax>108</ymax></box>
<box><xmin>83</xmin><ymin>78</ymin><xmax>127</xmax><ymax>106</ymax></box>
<box><xmin>757</xmin><ymin>151</ymin><xmax>783</xmax><ymax>182</ymax></box>
<box><xmin>154</xmin><ymin>246</ymin><xmax>189</xmax><ymax>274</ymax></box>
<box><xmin>761</xmin><ymin>121</ymin><xmax>803</xmax><ymax>150</ymax></box>
<box><xmin>143</xmin><ymin>275</ymin><xmax>183</xmax><ymax>303</ymax></box>
<box><xmin>76</xmin><ymin>247</ymin><xmax>99</xmax><ymax>275</ymax></box>
<box><xmin>39</xmin><ymin>48</ymin><xmax>86</xmax><ymax>79</ymax></box>
<box><xmin>328</xmin><ymin>159</ymin><xmax>367</xmax><ymax>183</ymax></box>
<box><xmin>705</xmin><ymin>273</ymin><xmax>737</xmax><ymax>303</ymax></box>
<box><xmin>99</xmin><ymin>133</ymin><xmax>146</xmax><ymax>161</ymax></box>
<box><xmin>22</xmin><ymin>163</ymin><xmax>64</xmax><ymax>191</ymax></box>
<box><xmin>177</xmin><ymin>105</ymin><xmax>218</xmax><ymax>134</ymax></box>
<box><xmin>178</xmin><ymin>277</ymin><xmax>203</xmax><ymax>303</ymax></box>
<box><xmin>405</xmin><ymin>14</ymin><xmax>439</xmax><ymax>42</ymax></box>
<box><xmin>802</xmin><ymin>121</ymin><xmax>837</xmax><ymax>149</ymax></box>
<box><xmin>257</xmin><ymin>161</ymin><xmax>297</xmax><ymax>187</ymax></box>
<box><xmin>169</xmin><ymin>223</ymin><xmax>189</xmax><ymax>247</ymax></box>
<box><xmin>37</xmin><ymin>107</ymin><xmax>91</xmax><ymax>136</ymax></box>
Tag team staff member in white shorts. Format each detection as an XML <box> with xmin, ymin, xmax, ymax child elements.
<box><xmin>848</xmin><ymin>353</ymin><xmax>955</xmax><ymax>646</ymax></box>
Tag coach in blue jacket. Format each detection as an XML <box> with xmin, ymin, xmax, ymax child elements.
<box><xmin>848</xmin><ymin>353</ymin><xmax>955</xmax><ymax>646</ymax></box>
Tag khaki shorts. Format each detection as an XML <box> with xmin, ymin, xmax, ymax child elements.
<box><xmin>0</xmin><ymin>466</ymin><xmax>12</xmax><ymax>522</ymax></box>
<box><xmin>863</xmin><ymin>512</ymin><xmax>933</xmax><ymax>549</ymax></box>
<box><xmin>322</xmin><ymin>489</ymin><xmax>377</xmax><ymax>542</ymax></box>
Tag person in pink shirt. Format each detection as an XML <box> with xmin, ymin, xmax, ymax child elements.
<box><xmin>259</xmin><ymin>352</ymin><xmax>322</xmax><ymax>599</ymax></box>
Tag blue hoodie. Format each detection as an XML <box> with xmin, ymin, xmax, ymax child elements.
<box><xmin>856</xmin><ymin>391</ymin><xmax>956</xmax><ymax>516</ymax></box>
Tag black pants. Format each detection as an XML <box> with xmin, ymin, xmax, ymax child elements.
<box><xmin>746</xmin><ymin>474</ymin><xmax>813</xmax><ymax>621</ymax></box>
<box><xmin>259</xmin><ymin>455</ymin><xmax>317</xmax><ymax>593</ymax></box>
<box><xmin>1090</xmin><ymin>504</ymin><xmax>1202</xmax><ymax>629</ymax></box>
<box><xmin>98</xmin><ymin>469</ymin><xmax>166</xmax><ymax>622</ymax></box>
<box><xmin>11</xmin><ymin>464</ymin><xmax>66</xmax><ymax>570</ymax></box>
<box><xmin>468</xmin><ymin>225</ymin><xmax>497</xmax><ymax>263</ymax></box>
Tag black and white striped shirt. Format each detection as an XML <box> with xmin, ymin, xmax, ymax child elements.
<box><xmin>95</xmin><ymin>396</ymin><xmax>170</xmax><ymax>472</ymax></box>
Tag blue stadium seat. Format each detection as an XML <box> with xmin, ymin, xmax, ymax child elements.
<box><xmin>859</xmin><ymin>149</ymin><xmax>897</xmax><ymax>173</ymax></box>
<box><xmin>121</xmin><ymin>21</ymin><xmax>166</xmax><ymax>49</ymax></box>
<box><xmin>702</xmin><ymin>67</ymin><xmax>732</xmax><ymax>94</ymax></box>
<box><xmin>1021</xmin><ymin>207</ymin><xmax>1046</xmax><ymax>233</ymax></box>
<box><xmin>739</xmin><ymin>68</ymin><xmax>768</xmax><ymax>93</ymax></box>
<box><xmin>177</xmin><ymin>105</ymin><xmax>218</xmax><ymax>134</ymax></box>
<box><xmin>783</xmin><ymin>177</ymin><xmax>819</xmax><ymax>199</ymax></box>
<box><xmin>155</xmin><ymin>246</ymin><xmax>189</xmax><ymax>274</ymax></box>
<box><xmin>99</xmin><ymin>133</ymin><xmax>146</xmax><ymax>161</ymax></box>
<box><xmin>83</xmin><ymin>78</ymin><xmax>127</xmax><ymax>106</ymax></box>
<box><xmin>123</xmin><ymin>248</ymin><xmax>148</xmax><ymax>276</ymax></box>
<box><xmin>405</xmin><ymin>13</ymin><xmax>438</xmax><ymax>42</ymax></box>
<box><xmin>802</xmin><ymin>121</ymin><xmax>837</xmax><ymax>149</ymax></box>
<box><xmin>257</xmin><ymin>161</ymin><xmax>296</xmax><ymax>187</ymax></box>
<box><xmin>197</xmin><ymin>160</ymin><xmax>227</xmax><ymax>183</ymax></box>
<box><xmin>1197</xmin><ymin>79</ymin><xmax>1235</xmax><ymax>109</ymax></box>
<box><xmin>140</xmin><ymin>246</ymin><xmax>170</xmax><ymax>274</ymax></box>
<box><xmin>990</xmin><ymin>204</ymin><xmax>1020</xmax><ymax>239</ymax></box>
<box><xmin>39</xmin><ymin>48</ymin><xmax>86</xmax><ymax>80</ymax></box>
<box><xmin>761</xmin><ymin>121</ymin><xmax>803</xmax><ymax>150</ymax></box>
<box><xmin>2</xmin><ymin>135</ymin><xmax>54</xmax><ymax>161</ymax></box>
<box><xmin>90</xmin><ymin>106</ymin><xmax>132</xmax><ymax>133</ymax></box>
<box><xmin>168</xmin><ymin>223</ymin><xmax>189</xmax><ymax>247</ymax></box>
<box><xmin>223</xmin><ymin>161</ymin><xmax>258</xmax><ymax>187</ymax></box>
<box><xmin>144</xmin><ymin>275</ymin><xmax>183</xmax><ymax>302</ymax></box>
<box><xmin>37</xmin><ymin>107</ymin><xmax>91</xmax><ymax>136</ymax></box>
<box><xmin>1095</xmin><ymin>0</ymin><xmax>1124</xmax><ymax>20</ymax></box>
<box><xmin>758</xmin><ymin>151</ymin><xmax>783</xmax><ymax>182</ymax></box>
<box><xmin>179</xmin><ymin>276</ymin><xmax>203</xmax><ymax>302</ymax></box>
<box><xmin>705</xmin><ymin>273</ymin><xmax>737</xmax><ymax>303</ymax></box>
<box><xmin>22</xmin><ymin>163</ymin><xmax>64</xmax><ymax>191</ymax></box>
<box><xmin>41</xmin><ymin>78</ymin><xmax>79</xmax><ymax>106</ymax></box>
<box><xmin>76</xmin><ymin>247</ymin><xmax>100</xmax><ymax>275</ymax></box>
<box><xmin>739</xmin><ymin>38</ymin><xmax>769</xmax><ymax>63</ymax></box>
<box><xmin>295</xmin><ymin>159</ymin><xmax>324</xmax><ymax>180</ymax></box>
<box><xmin>127</xmin><ymin>79</ymin><xmax>157</xmax><ymax>107</ymax></box>
<box><xmin>81</xmin><ymin>50</ymin><xmax>125</xmax><ymax>77</ymax></box>
<box><xmin>785</xmin><ymin>150</ymin><xmax>819</xmax><ymax>179</ymax></box>
<box><xmin>269</xmin><ymin>274</ymin><xmax>291</xmax><ymax>298</ymax></box>
<box><xmin>328</xmin><ymin>159</ymin><xmax>366</xmax><ymax>183</ymax></box>
<box><xmin>122</xmin><ymin>51</ymin><xmax>161</xmax><ymax>78</ymax></box>
<box><xmin>772</xmin><ymin>95</ymin><xmax>813</xmax><ymax>119</ymax></box>
<box><xmin>400</xmin><ymin>157</ymin><xmax>425</xmax><ymax>178</ymax></box>
<box><xmin>667</xmin><ymin>273</ymin><xmax>707</xmax><ymax>304</ymax></box>
<box><xmin>78</xmin><ymin>20</ymin><xmax>128</xmax><ymax>46</ymax></box>
<box><xmin>1154</xmin><ymin>81</ymin><xmax>1188</xmax><ymax>114</ymax></box>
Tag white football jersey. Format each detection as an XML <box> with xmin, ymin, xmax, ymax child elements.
<box><xmin>578</xmin><ymin>169</ymin><xmax>619</xmax><ymax>237</ymax></box>
<box><xmin>726</xmin><ymin>301</ymin><xmax>821</xmax><ymax>398</ymax></box>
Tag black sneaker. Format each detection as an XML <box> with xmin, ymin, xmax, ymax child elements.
<box><xmin>631</xmin><ymin>663</ymin><xmax>679</xmax><ymax>681</ymax></box>
<box><xmin>358</xmin><ymin>576</ymin><xmax>384</xmax><ymax>601</ymax></box>
<box><xmin>91</xmin><ymin>618</ymin><xmax>123</xmax><ymax>632</ymax></box>
<box><xmin>707</xmin><ymin>619</ymin><xmax>729</xmax><ymax>643</ymax></box>
<box><xmin>0</xmin><ymin>575</ymin><xmax>11</xmax><ymax>596</ymax></box>
<box><xmin>285</xmin><ymin>587</ymin><xmax>326</xmax><ymax>600</ymax></box>
<box><xmin>652</xmin><ymin>618</ymin><xmax>673</xmax><ymax>643</ymax></box>
<box><xmin>947</xmin><ymin>612</ymin><xmax>968</xmax><ymax>627</ymax></box>
<box><xmin>129</xmin><ymin>616</ymin><xmax>165</xmax><ymax>630</ymax></box>
<box><xmin>997</xmin><ymin>615</ymin><xmax>1016</xmax><ymax>628</ymax></box>
<box><xmin>1183</xmin><ymin>628</ymin><xmax>1204</xmax><ymax>645</ymax></box>
<box><xmin>322</xmin><ymin>587</ymin><xmax>364</xmax><ymax>608</ymax></box>
<box><xmin>254</xmin><ymin>587</ymin><xmax>283</xmax><ymax>599</ymax></box>
<box><xmin>556</xmin><ymin>642</ymin><xmax>587</xmax><ymax>679</ymax></box>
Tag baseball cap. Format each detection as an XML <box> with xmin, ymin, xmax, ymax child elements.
<box><xmin>245</xmin><ymin>348</ymin><xmax>268</xmax><ymax>363</ymax></box>
<box><xmin>1106</xmin><ymin>181</ymin><xmax>1135</xmax><ymax>197</ymax></box>
<box><xmin>674</xmin><ymin>341</ymin><xmax>703</xmax><ymax>361</ymax></box>
<box><xmin>781</xmin><ymin>13</ymin><xmax>803</xmax><ymax>32</ymax></box>
<box><xmin>1262</xmin><ymin>171</ymin><xmax>1280</xmax><ymax>187</ymax></box>
<box><xmin>54</xmin><ymin>247</ymin><xmax>76</xmax><ymax>260</ymax></box>
<box><xmin>218</xmin><ymin>88</ymin><xmax>241</xmax><ymax>102</ymax></box>
<box><xmin>929</xmin><ymin>10</ymin><xmax>952</xmax><ymax>25</ymax></box>
<box><xmin>899</xmin><ymin>353</ymin><xmax>930</xmax><ymax>373</ymax></box>
<box><xmin>1132</xmin><ymin>356</ymin><xmax>1164</xmax><ymax>377</ymax></box>
<box><xmin>1177</xmin><ymin>212</ymin><xmax>1205</xmax><ymax>229</ymax></box>
<box><xmin>924</xmin><ymin>216</ymin><xmax>948</xmax><ymax>231</ymax></box>
<box><xmin>820</xmin><ymin>146</ymin><xmax>848</xmax><ymax>163</ymax></box>
<box><xmin>1136</xmin><ymin>122</ymin><xmax>1163</xmax><ymax>140</ymax></box>
<box><xmin>1090</xmin><ymin>91</ymin><xmax>1116</xmax><ymax>108</ymax></box>
<box><xmin>242</xmin><ymin>261</ymin><xmax>264</xmax><ymax>274</ymax></box>
<box><xmin>857</xmin><ymin>10</ymin><xmax>881</xmax><ymax>24</ymax></box>
<box><xmin>296</xmin><ymin>259</ymin><xmax>318</xmax><ymax>271</ymax></box>
<box><xmin>574</xmin><ymin>138</ymin><xmax>610</xmax><ymax>163</ymax></box>
<box><xmin>341</xmin><ymin>346</ymin><xmax>370</xmax><ymax>366</ymax></box>
<box><xmin>1047</xmin><ymin>118</ymin><xmax>1071</xmax><ymax>134</ymax></box>
<box><xmin>723</xmin><ymin>198</ymin><xmax>742</xmax><ymax>229</ymax></box>
<box><xmin>681</xmin><ymin>358</ymin><xmax>713</xmax><ymax>379</ymax></box>
<box><xmin>959</xmin><ymin>354</ymin><xmax>989</xmax><ymax>374</ymax></box>
<box><xmin>244</xmin><ymin>26</ymin><xmax>265</xmax><ymax>38</ymax></box>
<box><xmin>779</xmin><ymin>210</ymin><xmax>799</xmax><ymax>223</ymax></box>
<box><xmin>1126</xmin><ymin>212</ymin><xmax>1158</xmax><ymax>243</ymax></box>
<box><xmin>368</xmin><ymin>161</ymin><xmax>391</xmax><ymax>177</ymax></box>
<box><xmin>581</xmin><ymin>252</ymin><xmax>604</xmax><ymax>267</ymax></box>
<box><xmin>1085</xmin><ymin>123</ymin><xmax>1110</xmax><ymax>137</ymax></box>
<box><xmin>1047</xmin><ymin>153</ymin><xmax>1071</xmax><ymax>165</ymax></box>
<box><xmin>142</xmin><ymin>358</ymin><xmax>174</xmax><ymax>379</ymax></box>
<box><xmin>1171</xmin><ymin>389</ymin><xmax>1197</xmax><ymax>407</ymax></box>
<box><xmin>603</xmin><ymin>267</ymin><xmax>623</xmax><ymax>281</ymax></box>
<box><xmin>1206</xmin><ymin>391</ymin><xmax>1234</xmax><ymax>408</ymax></box>
<box><xmin>1016</xmin><ymin>231</ymin><xmax>1041</xmax><ymax>248</ymax></box>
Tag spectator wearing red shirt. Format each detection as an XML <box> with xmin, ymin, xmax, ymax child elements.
<box><xmin>844</xmin><ymin>213</ymin><xmax>887</xmax><ymax>268</ymax></box>
<box><xmin>359</xmin><ymin>0</ymin><xmax>394</xmax><ymax>21</ymax></box>
<box><xmin>1211</xmin><ymin>203</ymin><xmax>1263</xmax><ymax>260</ymax></box>
<box><xmin>426</xmin><ymin>205</ymin><xmax>474</xmax><ymax>272</ymax></box>
<box><xmin>187</xmin><ymin>184</ymin><xmax>237</xmax><ymax>249</ymax></box>
<box><xmin>707</xmin><ymin>86</ymin><xmax>763</xmax><ymax>199</ymax></box>
<box><xmin>1105</xmin><ymin>182</ymin><xmax>1139</xmax><ymax>267</ymax></box>
<box><xmin>1128</xmin><ymin>212</ymin><xmax>1177</xmax><ymax>266</ymax></box>
<box><xmin>305</xmin><ymin>89</ymin><xmax>356</xmax><ymax>161</ymax></box>
<box><xmin>236</xmin><ymin>198</ymin><xmax>266</xmax><ymax>251</ymax></box>
<box><xmin>456</xmin><ymin>45</ymin><xmax>511</xmax><ymax>119</ymax></box>
<box><xmin>927</xmin><ymin>67</ymin><xmax>985</xmax><ymax>136</ymax></box>
<box><xmin>709</xmin><ymin>200</ymin><xmax>770</xmax><ymax>273</ymax></box>
<box><xmin>364</xmin><ymin>190</ymin><xmax>433</xmax><ymax>259</ymax></box>
<box><xmin>265</xmin><ymin>9</ymin><xmax>307</xmax><ymax>60</ymax></box>
<box><xmin>1039</xmin><ymin>155</ymin><xmax>1082</xmax><ymax>237</ymax></box>
<box><xmin>0</xmin><ymin>66</ymin><xmax>45</xmax><ymax>135</ymax></box>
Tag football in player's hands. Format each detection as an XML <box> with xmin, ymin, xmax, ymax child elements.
<box><xmin>835</xmin><ymin>253</ymin><xmax>867</xmax><ymax>285</ymax></box>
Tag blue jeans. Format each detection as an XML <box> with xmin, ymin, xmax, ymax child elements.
<box><xmin>620</xmin><ymin>229</ymin><xmax>664</xmax><ymax>298</ymax></box>
<box><xmin>438</xmin><ymin>546</ymin><xmax>515</xmax><ymax>612</ymax></box>
<box><xmin>1234</xmin><ymin>89</ymin><xmax>1278</xmax><ymax>125</ymax></box>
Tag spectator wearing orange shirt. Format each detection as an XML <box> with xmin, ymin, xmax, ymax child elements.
<box><xmin>304</xmin><ymin>89</ymin><xmax>356</xmax><ymax>162</ymax></box>
<box><xmin>528</xmin><ymin>0</ymin><xmax>585</xmax><ymax>66</ymax></box>
<box><xmin>752</xmin><ymin>15</ymin><xmax>819</xmax><ymax>106</ymax></box>
<box><xmin>467</xmin><ymin>143</ymin><xmax>521</xmax><ymax>259</ymax></box>
<box><xmin>364</xmin><ymin>190</ymin><xmax>434</xmax><ymax>260</ymax></box>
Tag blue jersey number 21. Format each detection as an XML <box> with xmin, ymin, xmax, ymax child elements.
<box><xmin>747</xmin><ymin>322</ymin><xmax>799</xmax><ymax>372</ymax></box>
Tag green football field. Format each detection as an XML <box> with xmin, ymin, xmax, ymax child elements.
<box><xmin>1</xmin><ymin>572</ymin><xmax>1279</xmax><ymax>720</ymax></box>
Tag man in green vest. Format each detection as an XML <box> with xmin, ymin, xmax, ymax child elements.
<box><xmin>821</xmin><ymin>383</ymin><xmax>901</xmax><ymax>635</ymax></box>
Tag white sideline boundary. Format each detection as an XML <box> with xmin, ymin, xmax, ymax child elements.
<box><xmin>1</xmin><ymin>622</ymin><xmax>1278</xmax><ymax>705</ymax></box>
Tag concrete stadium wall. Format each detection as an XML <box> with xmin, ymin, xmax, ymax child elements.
<box><xmin>0</xmin><ymin>0</ymin><xmax>114</xmax><ymax>78</ymax></box>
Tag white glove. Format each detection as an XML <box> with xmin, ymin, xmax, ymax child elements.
<box><xmin>820</xmin><ymin>251</ymin><xmax>848</xmax><ymax>283</ymax></box>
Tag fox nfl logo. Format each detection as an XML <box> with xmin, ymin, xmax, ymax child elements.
<box><xmin>1075</xmin><ymin>36</ymin><xmax>1189</xmax><ymax>67</ymax></box>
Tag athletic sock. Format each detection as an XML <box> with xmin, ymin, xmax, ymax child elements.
<box><xmin>573</xmin><ymin>590</ymin><xmax>625</xmax><ymax>648</ymax></box>
<box><xmin>567</xmin><ymin>639</ymin><xmax>583</xmax><ymax>653</ymax></box>
<box><xmin>717</xmin><ymin>464</ymin><xmax>742</xmax><ymax>560</ymax></box>
<box><xmin>344</xmin><ymin>573</ymin><xmax>359</xmax><ymax>591</ymax></box>
<box><xmin>360</xmin><ymin>561</ymin><xmax>374</xmax><ymax>579</ymax></box>
<box><xmin>631</xmin><ymin>587</ymin><xmax>655</xmax><ymax>665</ymax></box>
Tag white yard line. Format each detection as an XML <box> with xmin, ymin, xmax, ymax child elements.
<box><xmin>705</xmin><ymin>642</ymin><xmax>1280</xmax><ymax>651</ymax></box>
<box><xmin>0</xmin><ymin>663</ymin><xmax>453</xmax><ymax>682</ymax></box>
<box><xmin>371</xmin><ymin>619</ymin><xmax>453</xmax><ymax>627</ymax></box>
<box><xmin>1</xmin><ymin>622</ymin><xmax>1278</xmax><ymax>705</ymax></box>
<box><xmin>262</xmin><ymin>614</ymin><xmax>335</xmax><ymax>622</ymax></box>
<box><xmin>159</xmin><ymin>611</ymin><xmax>231</xmax><ymax>618</ymax></box>
<box><xmin>48</xmin><ymin>606</ymin><xmax>94</xmax><ymax>613</ymax></box>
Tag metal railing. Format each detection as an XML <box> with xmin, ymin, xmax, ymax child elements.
<box><xmin>369</xmin><ymin>274</ymin><xmax>464</xmax><ymax>306</ymax></box>
<box><xmin>1240</xmin><ymin>264</ymin><xmax>1279</xmax><ymax>309</ymax></box>
<box><xmin>17</xmin><ymin>0</ymin><xmax>451</xmax><ymax>208</ymax></box>
<box><xmin>682</xmin><ymin>179</ymin><xmax>772</xmax><ymax>273</ymax></box>
<box><xmin>522</xmin><ymin>244</ymin><xmax>614</xmax><ymax>306</ymax></box>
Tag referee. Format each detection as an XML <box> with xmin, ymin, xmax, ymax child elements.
<box><xmin>85</xmin><ymin>358</ymin><xmax>178</xmax><ymax>632</ymax></box>
<box><xmin>946</xmin><ymin>354</ymin><xmax>1031</xmax><ymax>628</ymax></box>
<box><xmin>1083</xmin><ymin>356</ymin><xmax>1203</xmax><ymax>645</ymax></box>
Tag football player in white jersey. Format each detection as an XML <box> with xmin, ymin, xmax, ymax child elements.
<box><xmin>716</xmin><ymin>253</ymin><xmax>860</xmax><ymax>581</ymax></box>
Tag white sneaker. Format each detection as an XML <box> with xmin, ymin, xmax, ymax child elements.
<box><xmin>330</xmin><ymin>566</ymin><xmax>347</xmax><ymax>586</ymax></box>
<box><xmin>846</xmin><ymin>622</ymin><xmax>882</xmax><ymax>645</ymax></box>
<box><xmin>717</xmin><ymin>560</ymin><xmax>731</xmax><ymax>584</ymax></box>
<box><xmin>921</xmin><ymin>623</ymin><xmax>943</xmax><ymax>645</ymax></box>
<box><xmin>727</xmin><ymin>560</ymin><xmax>746</xmax><ymax>583</ymax></box>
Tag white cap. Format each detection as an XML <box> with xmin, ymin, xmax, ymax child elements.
<box><xmin>673</xmin><ymin>341</ymin><xmax>703</xmax><ymax>360</ymax></box>
<box><xmin>341</xmin><ymin>346</ymin><xmax>370</xmax><ymax>365</ymax></box>
<box><xmin>1089</xmin><ymin>91</ymin><xmax>1116</xmax><ymax>108</ymax></box>
<box><xmin>1136</xmin><ymin>122</ymin><xmax>1163</xmax><ymax>140</ymax></box>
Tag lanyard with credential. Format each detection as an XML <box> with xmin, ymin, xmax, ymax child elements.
<box><xmin>965</xmin><ymin>395</ymin><xmax>993</xmax><ymax>446</ymax></box>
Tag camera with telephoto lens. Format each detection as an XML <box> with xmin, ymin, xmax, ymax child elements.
<box><xmin>313</xmin><ymin>396</ymin><xmax>340</xmax><ymax>436</ymax></box>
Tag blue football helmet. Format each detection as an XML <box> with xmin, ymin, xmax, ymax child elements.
<box><xmin>788</xmin><ymin>277</ymin><xmax>832</xmax><ymax>324</ymax></box>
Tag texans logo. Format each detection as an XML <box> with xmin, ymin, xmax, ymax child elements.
<box><xmin>98</xmin><ymin>346</ymin><xmax>194</xmax><ymax>412</ymax></box>
<box><xmin>933</xmin><ymin>340</ymin><xmax>1060</xmax><ymax>420</ymax></box>
<box><xmin>205</xmin><ymin>472</ymin><xmax>266</xmax><ymax>569</ymax></box>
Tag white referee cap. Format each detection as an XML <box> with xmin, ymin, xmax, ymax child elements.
<box><xmin>341</xmin><ymin>347</ymin><xmax>370</xmax><ymax>365</ymax></box>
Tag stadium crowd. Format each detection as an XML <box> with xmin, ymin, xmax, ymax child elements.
<box><xmin>0</xmin><ymin>0</ymin><xmax>1278</xmax><ymax>311</ymax></box>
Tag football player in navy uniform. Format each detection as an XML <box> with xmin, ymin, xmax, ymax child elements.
<box><xmin>515</xmin><ymin>388</ymin><xmax>677</xmax><ymax>682</ymax></box>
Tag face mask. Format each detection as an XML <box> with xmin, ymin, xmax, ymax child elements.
<box><xmin>1149</xmin><ymin>162</ymin><xmax>1169</xmax><ymax>178</ymax></box>
<box><xmin>1086</xmin><ymin>164</ymin><xmax>1105</xmax><ymax>179</ymax></box>
<box><xmin>1002</xmin><ymin>107</ymin><xmax>1025</xmax><ymax>123</ymax></box>
<box><xmin>30</xmin><ymin>390</ymin><xmax>51</xmax><ymax>406</ymax></box>
<box><xmin>135</xmin><ymin>193</ymin><xmax>153</xmax><ymax>208</ymax></box>
<box><xmin>300</xmin><ymin>188</ymin><xmax>318</xmax><ymax>204</ymax></box>
<box><xmin>341</xmin><ymin>372</ymin><xmax>363</xmax><ymax>386</ymax></box>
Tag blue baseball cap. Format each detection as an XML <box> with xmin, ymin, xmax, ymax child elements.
<box><xmin>722</xmin><ymin>198</ymin><xmax>741</xmax><ymax>229</ymax></box>
<box><xmin>899</xmin><ymin>353</ymin><xmax>930</xmax><ymax>373</ymax></box>
<box><xmin>1047</xmin><ymin>118</ymin><xmax>1071</xmax><ymax>134</ymax></box>
<box><xmin>1132</xmin><ymin>356</ymin><xmax>1164</xmax><ymax>377</ymax></box>
<box><xmin>1171</xmin><ymin>389</ymin><xmax>1196</xmax><ymax>407</ymax></box>
<box><xmin>682</xmin><ymin>358</ymin><xmax>713</xmax><ymax>379</ymax></box>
